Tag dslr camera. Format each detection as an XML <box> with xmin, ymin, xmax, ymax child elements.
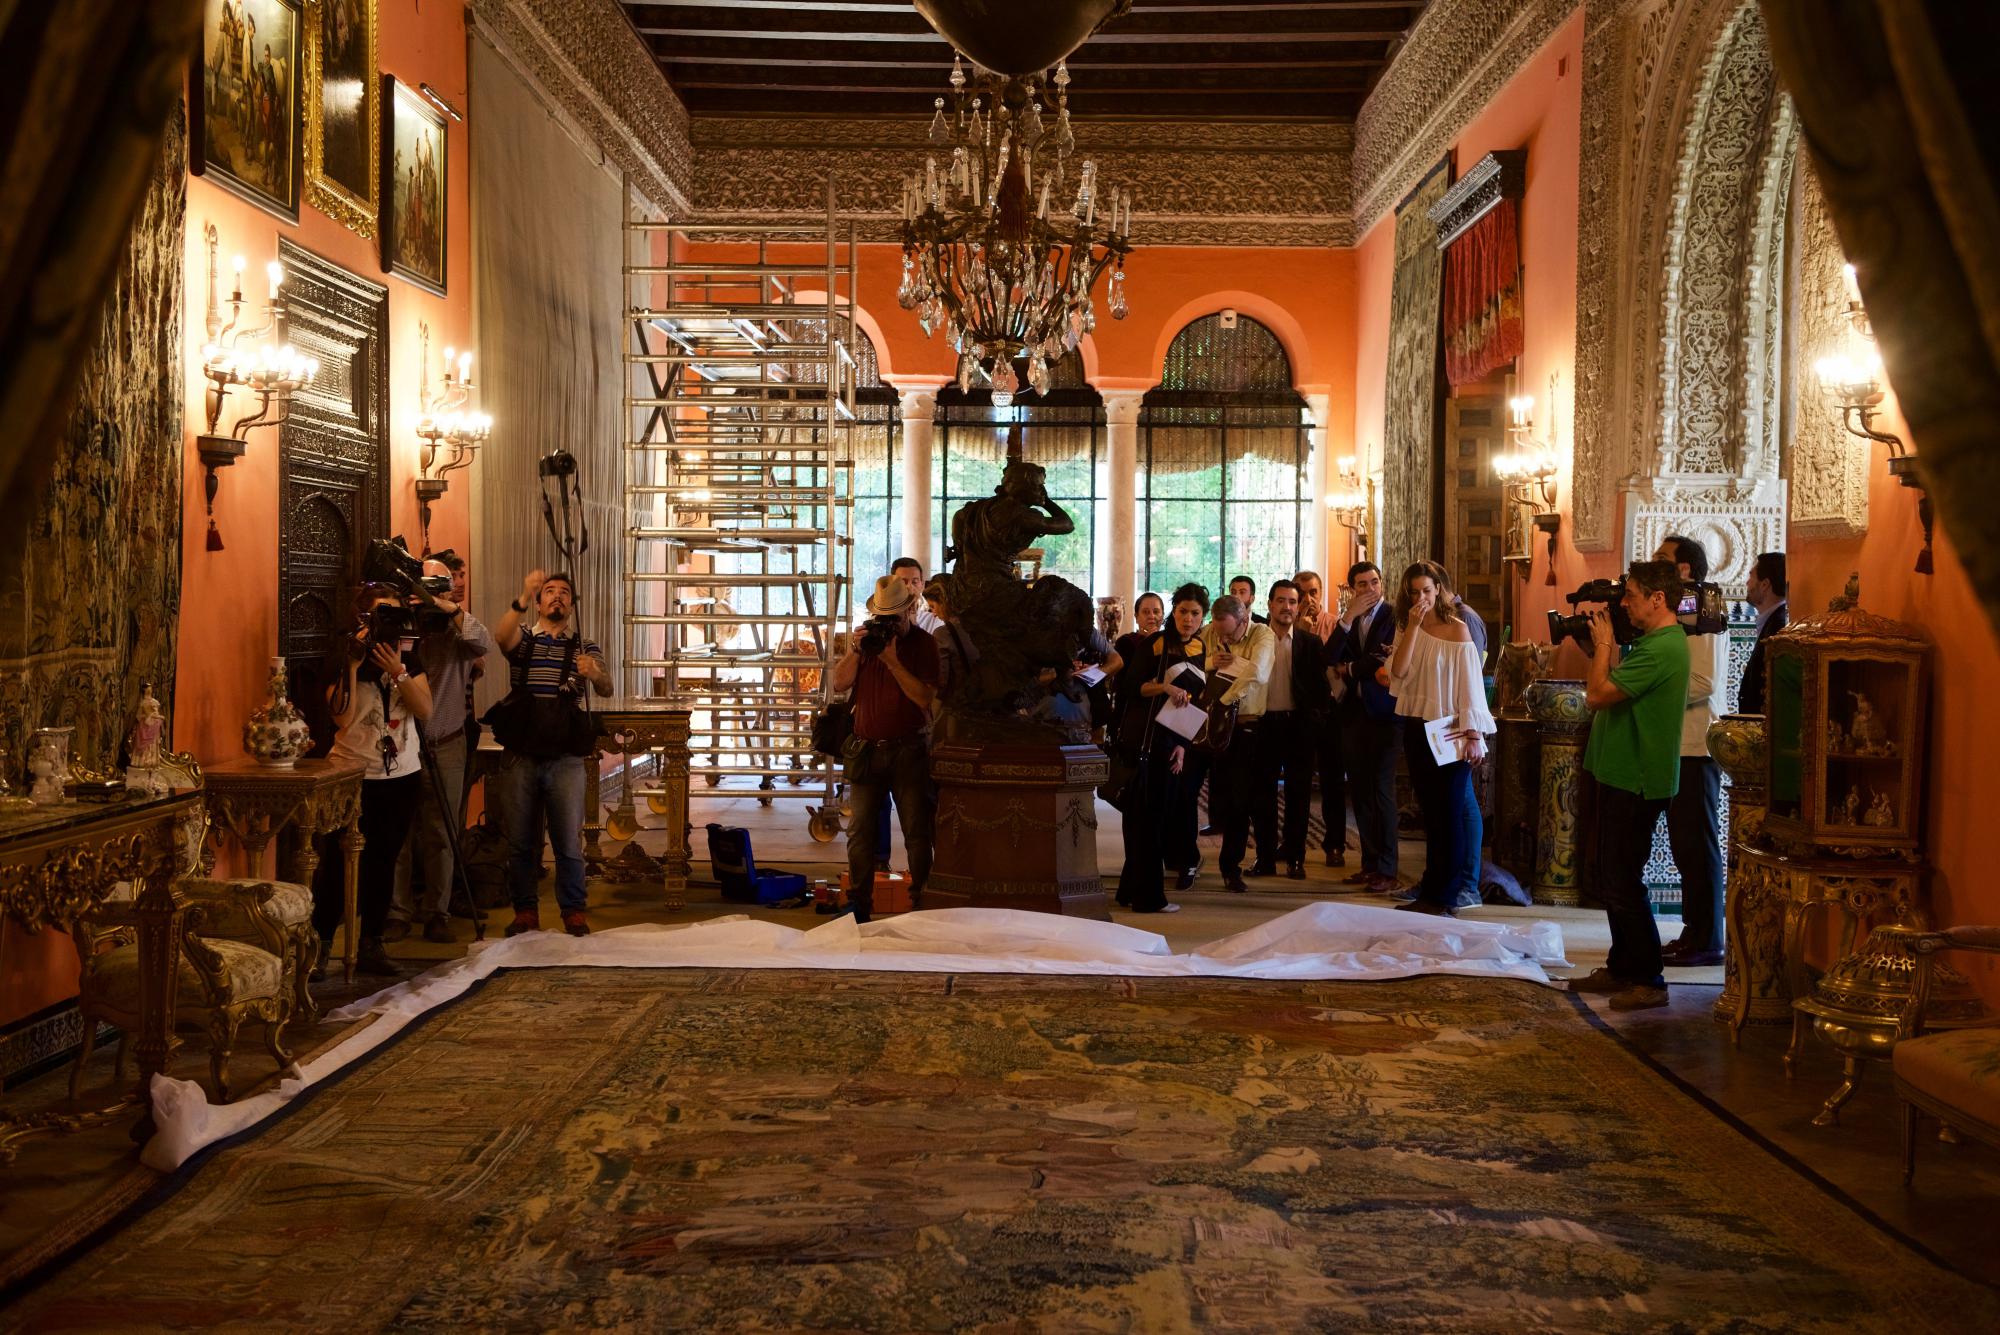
<box><xmin>857</xmin><ymin>614</ymin><xmax>901</xmax><ymax>657</ymax></box>
<box><xmin>1548</xmin><ymin>576</ymin><xmax>1727</xmax><ymax>652</ymax></box>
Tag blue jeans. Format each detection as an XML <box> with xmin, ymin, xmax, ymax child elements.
<box><xmin>1403</xmin><ymin>717</ymin><xmax>1481</xmax><ymax>908</ymax></box>
<box><xmin>498</xmin><ymin>752</ymin><xmax>588</xmax><ymax>913</ymax></box>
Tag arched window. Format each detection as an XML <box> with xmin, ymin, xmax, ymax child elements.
<box><xmin>932</xmin><ymin>350</ymin><xmax>1103</xmax><ymax>594</ymax></box>
<box><xmin>1140</xmin><ymin>315</ymin><xmax>1310</xmax><ymax>602</ymax></box>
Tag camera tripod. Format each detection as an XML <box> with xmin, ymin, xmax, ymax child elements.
<box><xmin>416</xmin><ymin>727</ymin><xmax>489</xmax><ymax>941</ymax></box>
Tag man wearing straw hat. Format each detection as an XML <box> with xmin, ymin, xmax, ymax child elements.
<box><xmin>829</xmin><ymin>573</ymin><xmax>942</xmax><ymax>923</ymax></box>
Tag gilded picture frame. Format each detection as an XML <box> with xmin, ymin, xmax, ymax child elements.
<box><xmin>303</xmin><ymin>0</ymin><xmax>378</xmax><ymax>237</ymax></box>
<box><xmin>381</xmin><ymin>76</ymin><xmax>447</xmax><ymax>296</ymax></box>
<box><xmin>191</xmin><ymin>0</ymin><xmax>303</xmax><ymax>224</ymax></box>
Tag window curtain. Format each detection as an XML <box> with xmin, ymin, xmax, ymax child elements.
<box><xmin>470</xmin><ymin>33</ymin><xmax>626</xmax><ymax>712</ymax></box>
<box><xmin>1762</xmin><ymin>1</ymin><xmax>2000</xmax><ymax>630</ymax></box>
<box><xmin>1442</xmin><ymin>201</ymin><xmax>1524</xmax><ymax>389</ymax></box>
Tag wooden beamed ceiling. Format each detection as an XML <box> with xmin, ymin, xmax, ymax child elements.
<box><xmin>621</xmin><ymin>0</ymin><xmax>1431</xmax><ymax>119</ymax></box>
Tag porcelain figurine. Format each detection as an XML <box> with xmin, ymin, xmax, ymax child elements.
<box><xmin>1849</xmin><ymin>691</ymin><xmax>1887</xmax><ymax>754</ymax></box>
<box><xmin>126</xmin><ymin>684</ymin><xmax>166</xmax><ymax>793</ymax></box>
<box><xmin>1864</xmin><ymin>791</ymin><xmax>1895</xmax><ymax>827</ymax></box>
<box><xmin>1826</xmin><ymin>719</ymin><xmax>1846</xmax><ymax>752</ymax></box>
<box><xmin>1840</xmin><ymin>786</ymin><xmax>1862</xmax><ymax>826</ymax></box>
<box><xmin>243</xmin><ymin>658</ymin><xmax>313</xmax><ymax>768</ymax></box>
<box><xmin>27</xmin><ymin>737</ymin><xmax>62</xmax><ymax>803</ymax></box>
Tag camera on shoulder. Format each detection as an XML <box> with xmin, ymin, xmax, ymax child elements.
<box><xmin>1548</xmin><ymin>577</ymin><xmax>1726</xmax><ymax>651</ymax></box>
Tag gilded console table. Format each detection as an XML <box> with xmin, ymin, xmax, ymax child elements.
<box><xmin>200</xmin><ymin>759</ymin><xmax>365</xmax><ymax>982</ymax></box>
<box><xmin>0</xmin><ymin>789</ymin><xmax>203</xmax><ymax>1161</ymax></box>
<box><xmin>586</xmin><ymin>708</ymin><xmax>692</xmax><ymax>910</ymax></box>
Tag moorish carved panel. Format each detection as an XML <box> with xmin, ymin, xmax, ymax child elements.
<box><xmin>1787</xmin><ymin>153</ymin><xmax>1869</xmax><ymax>538</ymax></box>
<box><xmin>275</xmin><ymin>242</ymin><xmax>388</xmax><ymax>702</ymax></box>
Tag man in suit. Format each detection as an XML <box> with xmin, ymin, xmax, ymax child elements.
<box><xmin>1294</xmin><ymin>569</ymin><xmax>1346</xmax><ymax>865</ymax></box>
<box><xmin>1251</xmin><ymin>579</ymin><xmax>1331</xmax><ymax>880</ymax></box>
<box><xmin>1229</xmin><ymin>575</ymin><xmax>1270</xmax><ymax>625</ymax></box>
<box><xmin>1324</xmin><ymin>561</ymin><xmax>1400</xmax><ymax>891</ymax></box>
<box><xmin>1738</xmin><ymin>551</ymin><xmax>1787</xmax><ymax>715</ymax></box>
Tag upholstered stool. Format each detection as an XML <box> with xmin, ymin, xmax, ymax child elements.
<box><xmin>1895</xmin><ymin>1027</ymin><xmax>2000</xmax><ymax>1183</ymax></box>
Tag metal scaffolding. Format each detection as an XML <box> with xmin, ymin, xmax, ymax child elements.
<box><xmin>622</xmin><ymin>183</ymin><xmax>857</xmax><ymax>820</ymax></box>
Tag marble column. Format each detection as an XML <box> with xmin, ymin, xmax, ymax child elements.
<box><xmin>898</xmin><ymin>388</ymin><xmax>936</xmax><ymax>567</ymax></box>
<box><xmin>1103</xmin><ymin>391</ymin><xmax>1143</xmax><ymax>613</ymax></box>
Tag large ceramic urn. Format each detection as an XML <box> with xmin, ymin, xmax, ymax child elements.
<box><xmin>1522</xmin><ymin>680</ymin><xmax>1590</xmax><ymax>905</ymax></box>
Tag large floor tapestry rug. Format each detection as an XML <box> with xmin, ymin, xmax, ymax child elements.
<box><xmin>9</xmin><ymin>970</ymin><xmax>1994</xmax><ymax>1333</ymax></box>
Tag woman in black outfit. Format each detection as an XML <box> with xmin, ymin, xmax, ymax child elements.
<box><xmin>1113</xmin><ymin>584</ymin><xmax>1210</xmax><ymax>914</ymax></box>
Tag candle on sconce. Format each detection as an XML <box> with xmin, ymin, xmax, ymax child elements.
<box><xmin>458</xmin><ymin>351</ymin><xmax>472</xmax><ymax>383</ymax></box>
<box><xmin>1337</xmin><ymin>454</ymin><xmax>1357</xmax><ymax>478</ymax></box>
<box><xmin>1508</xmin><ymin>395</ymin><xmax>1534</xmax><ymax>429</ymax></box>
<box><xmin>1841</xmin><ymin>262</ymin><xmax>1863</xmax><ymax>306</ymax></box>
<box><xmin>267</xmin><ymin>260</ymin><xmax>284</xmax><ymax>297</ymax></box>
<box><xmin>231</xmin><ymin>254</ymin><xmax>246</xmax><ymax>300</ymax></box>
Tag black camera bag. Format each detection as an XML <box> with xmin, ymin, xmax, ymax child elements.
<box><xmin>483</xmin><ymin>635</ymin><xmax>596</xmax><ymax>759</ymax></box>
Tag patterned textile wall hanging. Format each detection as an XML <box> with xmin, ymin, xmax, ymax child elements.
<box><xmin>0</xmin><ymin>105</ymin><xmax>186</xmax><ymax>772</ymax></box>
<box><xmin>1377</xmin><ymin>155</ymin><xmax>1453</xmax><ymax>588</ymax></box>
<box><xmin>1443</xmin><ymin>200</ymin><xmax>1524</xmax><ymax>388</ymax></box>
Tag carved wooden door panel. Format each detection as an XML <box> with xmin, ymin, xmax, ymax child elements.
<box><xmin>275</xmin><ymin>241</ymin><xmax>388</xmax><ymax>731</ymax></box>
<box><xmin>1444</xmin><ymin>392</ymin><xmax>1505</xmax><ymax>657</ymax></box>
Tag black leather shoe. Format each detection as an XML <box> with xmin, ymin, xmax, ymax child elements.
<box><xmin>355</xmin><ymin>937</ymin><xmax>402</xmax><ymax>977</ymax></box>
<box><xmin>1175</xmin><ymin>867</ymin><xmax>1197</xmax><ymax>891</ymax></box>
<box><xmin>1223</xmin><ymin>876</ymin><xmax>1248</xmax><ymax>894</ymax></box>
<box><xmin>1396</xmin><ymin>899</ymin><xmax>1456</xmax><ymax>918</ymax></box>
<box><xmin>1245</xmin><ymin>861</ymin><xmax>1276</xmax><ymax>878</ymax></box>
<box><xmin>1200</xmin><ymin>825</ymin><xmax>1219</xmax><ymax>838</ymax></box>
<box><xmin>1285</xmin><ymin>862</ymin><xmax>1305</xmax><ymax>880</ymax></box>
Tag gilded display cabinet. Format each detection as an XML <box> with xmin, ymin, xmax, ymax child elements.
<box><xmin>1762</xmin><ymin>591</ymin><xmax>1928</xmax><ymax>858</ymax></box>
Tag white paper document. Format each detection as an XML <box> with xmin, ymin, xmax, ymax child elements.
<box><xmin>1072</xmin><ymin>664</ymin><xmax>1107</xmax><ymax>686</ymax></box>
<box><xmin>1154</xmin><ymin>662</ymin><xmax>1210</xmax><ymax>741</ymax></box>
<box><xmin>1424</xmin><ymin>714</ymin><xmax>1470</xmax><ymax>765</ymax></box>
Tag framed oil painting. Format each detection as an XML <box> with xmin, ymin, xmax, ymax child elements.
<box><xmin>303</xmin><ymin>0</ymin><xmax>377</xmax><ymax>236</ymax></box>
<box><xmin>381</xmin><ymin>76</ymin><xmax>446</xmax><ymax>296</ymax></box>
<box><xmin>192</xmin><ymin>0</ymin><xmax>302</xmax><ymax>223</ymax></box>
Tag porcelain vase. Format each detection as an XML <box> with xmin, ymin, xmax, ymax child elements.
<box><xmin>243</xmin><ymin>657</ymin><xmax>312</xmax><ymax>768</ymax></box>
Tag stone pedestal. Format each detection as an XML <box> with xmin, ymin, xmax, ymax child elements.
<box><xmin>926</xmin><ymin>741</ymin><xmax>1110</xmax><ymax>918</ymax></box>
<box><xmin>1524</xmin><ymin>680</ymin><xmax>1590</xmax><ymax>906</ymax></box>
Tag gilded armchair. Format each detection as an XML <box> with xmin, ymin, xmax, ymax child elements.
<box><xmin>69</xmin><ymin>881</ymin><xmax>296</xmax><ymax>1103</ymax></box>
<box><xmin>1881</xmin><ymin>924</ymin><xmax>2000</xmax><ymax>1183</ymax></box>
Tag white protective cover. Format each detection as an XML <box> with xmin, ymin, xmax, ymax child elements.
<box><xmin>143</xmin><ymin>902</ymin><xmax>1568</xmax><ymax>1170</ymax></box>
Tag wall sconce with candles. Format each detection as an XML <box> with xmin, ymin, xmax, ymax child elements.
<box><xmin>197</xmin><ymin>223</ymin><xmax>318</xmax><ymax>551</ymax></box>
<box><xmin>1324</xmin><ymin>451</ymin><xmax>1373</xmax><ymax>565</ymax></box>
<box><xmin>1492</xmin><ymin>377</ymin><xmax>1562</xmax><ymax>583</ymax></box>
<box><xmin>1815</xmin><ymin>262</ymin><xmax>1931</xmax><ymax>573</ymax></box>
<box><xmin>412</xmin><ymin>322</ymin><xmax>492</xmax><ymax>554</ymax></box>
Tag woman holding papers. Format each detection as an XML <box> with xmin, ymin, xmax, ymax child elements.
<box><xmin>1112</xmin><ymin>584</ymin><xmax>1212</xmax><ymax>913</ymax></box>
<box><xmin>1386</xmin><ymin>561</ymin><xmax>1495</xmax><ymax>917</ymax></box>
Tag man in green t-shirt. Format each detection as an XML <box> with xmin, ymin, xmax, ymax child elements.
<box><xmin>1570</xmin><ymin>561</ymin><xmax>1692</xmax><ymax>1011</ymax></box>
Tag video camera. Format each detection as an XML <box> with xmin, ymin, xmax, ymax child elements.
<box><xmin>857</xmin><ymin>614</ymin><xmax>901</xmax><ymax>657</ymax></box>
<box><xmin>353</xmin><ymin>536</ymin><xmax>456</xmax><ymax>654</ymax></box>
<box><xmin>1548</xmin><ymin>576</ymin><xmax>1727</xmax><ymax>652</ymax></box>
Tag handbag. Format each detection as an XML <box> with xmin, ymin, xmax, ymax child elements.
<box><xmin>810</xmin><ymin>699</ymin><xmax>854</xmax><ymax>758</ymax></box>
<box><xmin>1193</xmin><ymin>671</ymin><xmax>1238</xmax><ymax>756</ymax></box>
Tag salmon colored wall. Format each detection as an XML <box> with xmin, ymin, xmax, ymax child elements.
<box><xmin>1</xmin><ymin>4</ymin><xmax>474</xmax><ymax>1032</ymax></box>
<box><xmin>1790</xmin><ymin>404</ymin><xmax>2000</xmax><ymax>1002</ymax></box>
<box><xmin>1349</xmin><ymin>10</ymin><xmax>1606</xmax><ymax>648</ymax></box>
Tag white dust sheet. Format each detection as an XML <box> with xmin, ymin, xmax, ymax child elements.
<box><xmin>143</xmin><ymin>902</ymin><xmax>1569</xmax><ymax>1170</ymax></box>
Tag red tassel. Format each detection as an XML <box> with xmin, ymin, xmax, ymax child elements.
<box><xmin>206</xmin><ymin>520</ymin><xmax>224</xmax><ymax>552</ymax></box>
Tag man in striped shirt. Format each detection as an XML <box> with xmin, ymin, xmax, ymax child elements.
<box><xmin>495</xmin><ymin>569</ymin><xmax>611</xmax><ymax>937</ymax></box>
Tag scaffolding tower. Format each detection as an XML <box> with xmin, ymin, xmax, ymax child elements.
<box><xmin>622</xmin><ymin>184</ymin><xmax>857</xmax><ymax>826</ymax></box>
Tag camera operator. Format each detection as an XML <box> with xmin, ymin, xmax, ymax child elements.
<box><xmin>830</xmin><ymin>574</ymin><xmax>941</xmax><ymax>923</ymax></box>
<box><xmin>383</xmin><ymin>556</ymin><xmax>493</xmax><ymax>945</ymax></box>
<box><xmin>1570</xmin><ymin>560</ymin><xmax>1692</xmax><ymax>1012</ymax></box>
<box><xmin>492</xmin><ymin>570</ymin><xmax>611</xmax><ymax>938</ymax></box>
<box><xmin>310</xmin><ymin>583</ymin><xmax>434</xmax><ymax>978</ymax></box>
<box><xmin>1653</xmin><ymin>535</ymin><xmax>1730</xmax><ymax>968</ymax></box>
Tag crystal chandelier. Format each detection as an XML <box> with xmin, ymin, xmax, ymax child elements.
<box><xmin>897</xmin><ymin>54</ymin><xmax>1133</xmax><ymax>407</ymax></box>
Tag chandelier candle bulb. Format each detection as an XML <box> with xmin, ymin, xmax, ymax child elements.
<box><xmin>231</xmin><ymin>254</ymin><xmax>245</xmax><ymax>300</ymax></box>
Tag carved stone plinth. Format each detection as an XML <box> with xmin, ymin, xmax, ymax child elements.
<box><xmin>926</xmin><ymin>741</ymin><xmax>1109</xmax><ymax>919</ymax></box>
<box><xmin>1524</xmin><ymin>680</ymin><xmax>1590</xmax><ymax>906</ymax></box>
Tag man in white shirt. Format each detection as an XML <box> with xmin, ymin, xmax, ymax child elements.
<box><xmin>891</xmin><ymin>557</ymin><xmax>945</xmax><ymax>635</ymax></box>
<box><xmin>1655</xmin><ymin>535</ymin><xmax>1729</xmax><ymax>967</ymax></box>
<box><xmin>1200</xmin><ymin>595</ymin><xmax>1275</xmax><ymax>893</ymax></box>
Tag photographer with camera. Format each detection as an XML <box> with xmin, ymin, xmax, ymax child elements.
<box><xmin>490</xmin><ymin>570</ymin><xmax>611</xmax><ymax>938</ymax></box>
<box><xmin>1653</xmin><ymin>535</ymin><xmax>1730</xmax><ymax>968</ymax></box>
<box><xmin>310</xmin><ymin>583</ymin><xmax>434</xmax><ymax>978</ymax></box>
<box><xmin>830</xmin><ymin>574</ymin><xmax>941</xmax><ymax>923</ymax></box>
<box><xmin>1569</xmin><ymin>560</ymin><xmax>1692</xmax><ymax>1012</ymax></box>
<box><xmin>384</xmin><ymin>555</ymin><xmax>493</xmax><ymax>945</ymax></box>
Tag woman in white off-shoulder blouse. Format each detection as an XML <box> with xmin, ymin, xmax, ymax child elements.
<box><xmin>1387</xmin><ymin>561</ymin><xmax>1494</xmax><ymax>917</ymax></box>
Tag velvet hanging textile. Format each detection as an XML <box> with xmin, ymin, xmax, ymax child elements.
<box><xmin>1761</xmin><ymin>1</ymin><xmax>2000</xmax><ymax>629</ymax></box>
<box><xmin>1442</xmin><ymin>201</ymin><xmax>1524</xmax><ymax>389</ymax></box>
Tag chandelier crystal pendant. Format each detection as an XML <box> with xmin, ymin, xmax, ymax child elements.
<box><xmin>898</xmin><ymin>54</ymin><xmax>1133</xmax><ymax>407</ymax></box>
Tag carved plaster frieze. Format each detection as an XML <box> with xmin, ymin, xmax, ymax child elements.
<box><xmin>469</xmin><ymin>0</ymin><xmax>692</xmax><ymax>213</ymax></box>
<box><xmin>1787</xmin><ymin>153</ymin><xmax>1870</xmax><ymax>538</ymax></box>
<box><xmin>1622</xmin><ymin>480</ymin><xmax>1785</xmax><ymax>597</ymax></box>
<box><xmin>1351</xmin><ymin>0</ymin><xmax>1579</xmax><ymax>236</ymax></box>
<box><xmin>690</xmin><ymin>117</ymin><xmax>1353</xmax><ymax>247</ymax></box>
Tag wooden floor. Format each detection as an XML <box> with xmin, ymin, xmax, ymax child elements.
<box><xmin>3</xmin><ymin>796</ymin><xmax>1995</xmax><ymax>1295</ymax></box>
